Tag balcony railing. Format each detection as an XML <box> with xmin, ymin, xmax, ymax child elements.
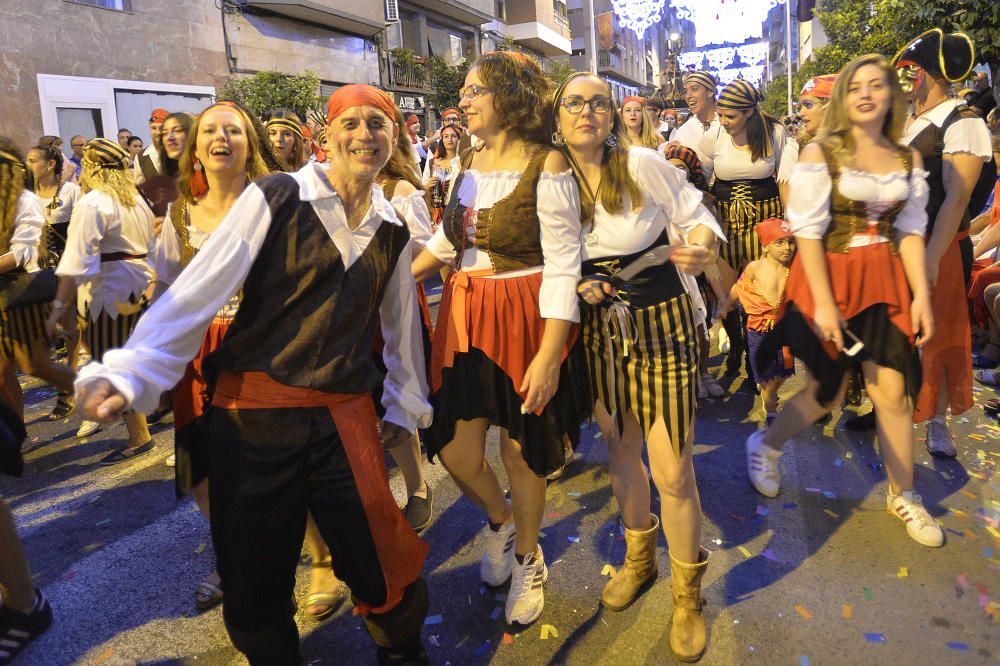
<box><xmin>389</xmin><ymin>60</ymin><xmax>430</xmax><ymax>90</ymax></box>
<box><xmin>598</xmin><ymin>50</ymin><xmax>622</xmax><ymax>71</ymax></box>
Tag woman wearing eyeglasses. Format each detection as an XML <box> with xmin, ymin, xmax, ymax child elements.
<box><xmin>412</xmin><ymin>51</ymin><xmax>588</xmax><ymax>627</ymax></box>
<box><xmin>747</xmin><ymin>55</ymin><xmax>943</xmax><ymax>549</ymax></box>
<box><xmin>553</xmin><ymin>73</ymin><xmax>723</xmax><ymax>662</ymax></box>
<box><xmin>798</xmin><ymin>75</ymin><xmax>838</xmax><ymax>144</ymax></box>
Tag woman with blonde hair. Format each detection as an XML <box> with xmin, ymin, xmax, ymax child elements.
<box><xmin>48</xmin><ymin>138</ymin><xmax>155</xmax><ymax>465</ymax></box>
<box><xmin>553</xmin><ymin>72</ymin><xmax>723</xmax><ymax>661</ymax></box>
<box><xmin>746</xmin><ymin>54</ymin><xmax>943</xmax><ymax>548</ymax></box>
<box><xmin>619</xmin><ymin>96</ymin><xmax>662</xmax><ymax>150</ymax></box>
<box><xmin>413</xmin><ymin>50</ymin><xmax>588</xmax><ymax>626</ymax></box>
<box><xmin>266</xmin><ymin>109</ymin><xmax>309</xmax><ymax>172</ymax></box>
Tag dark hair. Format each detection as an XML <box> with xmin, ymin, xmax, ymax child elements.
<box><xmin>267</xmin><ymin>108</ymin><xmax>308</xmax><ymax>171</ymax></box>
<box><xmin>745</xmin><ymin>107</ymin><xmax>781</xmax><ymax>163</ymax></box>
<box><xmin>473</xmin><ymin>51</ymin><xmax>552</xmax><ymax>145</ymax></box>
<box><xmin>127</xmin><ymin>136</ymin><xmax>143</xmax><ymax>147</ymax></box>
<box><xmin>118</xmin><ymin>128</ymin><xmax>132</xmax><ymax>135</ymax></box>
<box><xmin>433</xmin><ymin>125</ymin><xmax>463</xmax><ymax>161</ymax></box>
<box><xmin>38</xmin><ymin>135</ymin><xmax>61</xmax><ymax>148</ymax></box>
<box><xmin>159</xmin><ymin>112</ymin><xmax>195</xmax><ymax>177</ymax></box>
<box><xmin>25</xmin><ymin>143</ymin><xmax>63</xmax><ymax>191</ymax></box>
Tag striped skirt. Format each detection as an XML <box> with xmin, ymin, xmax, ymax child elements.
<box><xmin>717</xmin><ymin>189</ymin><xmax>783</xmax><ymax>272</ymax></box>
<box><xmin>582</xmin><ymin>292</ymin><xmax>699</xmax><ymax>458</ymax></box>
<box><xmin>85</xmin><ymin>301</ymin><xmax>147</xmax><ymax>360</ymax></box>
<box><xmin>0</xmin><ymin>303</ymin><xmax>50</xmax><ymax>359</ymax></box>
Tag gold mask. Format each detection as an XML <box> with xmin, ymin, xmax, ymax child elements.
<box><xmin>897</xmin><ymin>65</ymin><xmax>921</xmax><ymax>94</ymax></box>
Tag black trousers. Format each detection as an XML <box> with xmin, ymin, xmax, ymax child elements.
<box><xmin>206</xmin><ymin>404</ymin><xmax>425</xmax><ymax>665</ymax></box>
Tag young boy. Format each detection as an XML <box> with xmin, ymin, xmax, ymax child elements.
<box><xmin>724</xmin><ymin>218</ymin><xmax>796</xmax><ymax>419</ymax></box>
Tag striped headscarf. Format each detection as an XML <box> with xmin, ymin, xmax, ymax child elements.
<box><xmin>83</xmin><ymin>138</ymin><xmax>129</xmax><ymax>170</ymax></box>
<box><xmin>684</xmin><ymin>71</ymin><xmax>719</xmax><ymax>96</ymax></box>
<box><xmin>663</xmin><ymin>144</ymin><xmax>705</xmax><ymax>190</ymax></box>
<box><xmin>717</xmin><ymin>79</ymin><xmax>764</xmax><ymax>111</ymax></box>
<box><xmin>265</xmin><ymin>117</ymin><xmax>304</xmax><ymax>140</ymax></box>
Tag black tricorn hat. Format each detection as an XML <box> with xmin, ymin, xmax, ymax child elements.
<box><xmin>891</xmin><ymin>28</ymin><xmax>975</xmax><ymax>83</ymax></box>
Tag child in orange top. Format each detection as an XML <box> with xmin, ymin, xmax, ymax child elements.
<box><xmin>724</xmin><ymin>218</ymin><xmax>796</xmax><ymax>418</ymax></box>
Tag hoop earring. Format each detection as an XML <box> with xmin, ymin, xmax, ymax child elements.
<box><xmin>551</xmin><ymin>130</ymin><xmax>565</xmax><ymax>147</ymax></box>
<box><xmin>605</xmin><ymin>132</ymin><xmax>618</xmax><ymax>148</ymax></box>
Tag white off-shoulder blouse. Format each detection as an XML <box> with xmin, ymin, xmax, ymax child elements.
<box><xmin>425</xmin><ymin>168</ymin><xmax>582</xmax><ymax>323</ymax></box>
<box><xmin>786</xmin><ymin>162</ymin><xmax>930</xmax><ymax>245</ymax></box>
<box><xmin>699</xmin><ymin>122</ymin><xmax>799</xmax><ymax>183</ymax></box>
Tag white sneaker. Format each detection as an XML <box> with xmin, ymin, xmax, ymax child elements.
<box><xmin>480</xmin><ymin>519</ymin><xmax>516</xmax><ymax>586</ymax></box>
<box><xmin>76</xmin><ymin>420</ymin><xmax>102</xmax><ymax>439</ymax></box>
<box><xmin>886</xmin><ymin>490</ymin><xmax>944</xmax><ymax>547</ymax></box>
<box><xmin>925</xmin><ymin>420</ymin><xmax>957</xmax><ymax>458</ymax></box>
<box><xmin>505</xmin><ymin>546</ymin><xmax>548</xmax><ymax>625</ymax></box>
<box><xmin>746</xmin><ymin>430</ymin><xmax>782</xmax><ymax>497</ymax></box>
<box><xmin>165</xmin><ymin>453</ymin><xmax>176</xmax><ymax>467</ymax></box>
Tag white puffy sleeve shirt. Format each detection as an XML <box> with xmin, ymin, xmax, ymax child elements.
<box><xmin>700</xmin><ymin>122</ymin><xmax>799</xmax><ymax>183</ymax></box>
<box><xmin>388</xmin><ymin>189</ymin><xmax>434</xmax><ymax>247</ymax></box>
<box><xmin>76</xmin><ymin>164</ymin><xmax>432</xmax><ymax>431</ymax></box>
<box><xmin>787</xmin><ymin>162</ymin><xmax>930</xmax><ymax>243</ymax></box>
<box><xmin>56</xmin><ymin>191</ymin><xmax>155</xmax><ymax>320</ymax></box>
<box><xmin>7</xmin><ymin>191</ymin><xmax>44</xmax><ymax>272</ymax></box>
<box><xmin>425</xmin><ymin>168</ymin><xmax>583</xmax><ymax>323</ymax></box>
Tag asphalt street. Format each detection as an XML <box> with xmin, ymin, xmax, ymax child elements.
<box><xmin>3</xmin><ymin>301</ymin><xmax>999</xmax><ymax>665</ymax></box>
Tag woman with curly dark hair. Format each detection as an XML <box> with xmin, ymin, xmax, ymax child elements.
<box><xmin>412</xmin><ymin>51</ymin><xmax>588</xmax><ymax>626</ymax></box>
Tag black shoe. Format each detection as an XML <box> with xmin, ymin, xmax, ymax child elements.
<box><xmin>404</xmin><ymin>486</ymin><xmax>433</xmax><ymax>533</ymax></box>
<box><xmin>99</xmin><ymin>440</ymin><xmax>155</xmax><ymax>466</ymax></box>
<box><xmin>0</xmin><ymin>589</ymin><xmax>53</xmax><ymax>665</ymax></box>
<box><xmin>147</xmin><ymin>407</ymin><xmax>173</xmax><ymax>425</ymax></box>
<box><xmin>376</xmin><ymin>639</ymin><xmax>428</xmax><ymax>666</ymax></box>
<box><xmin>845</xmin><ymin>410</ymin><xmax>877</xmax><ymax>432</ymax></box>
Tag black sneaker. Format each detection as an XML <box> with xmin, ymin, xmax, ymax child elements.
<box><xmin>0</xmin><ymin>589</ymin><xmax>53</xmax><ymax>665</ymax></box>
<box><xmin>845</xmin><ymin>410</ymin><xmax>877</xmax><ymax>432</ymax></box>
<box><xmin>403</xmin><ymin>486</ymin><xmax>433</xmax><ymax>533</ymax></box>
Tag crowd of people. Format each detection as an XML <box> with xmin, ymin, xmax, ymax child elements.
<box><xmin>0</xmin><ymin>25</ymin><xmax>998</xmax><ymax>666</ymax></box>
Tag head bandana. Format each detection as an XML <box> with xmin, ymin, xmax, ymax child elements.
<box><xmin>83</xmin><ymin>138</ymin><xmax>128</xmax><ymax>170</ymax></box>
<box><xmin>441</xmin><ymin>108</ymin><xmax>462</xmax><ymax>121</ymax></box>
<box><xmin>266</xmin><ymin>118</ymin><xmax>304</xmax><ymax>140</ymax></box>
<box><xmin>800</xmin><ymin>74</ymin><xmax>837</xmax><ymax>100</ymax></box>
<box><xmin>718</xmin><ymin>80</ymin><xmax>764</xmax><ymax>111</ymax></box>
<box><xmin>405</xmin><ymin>115</ymin><xmax>420</xmax><ymax>127</ymax></box>
<box><xmin>149</xmin><ymin>108</ymin><xmax>169</xmax><ymax>123</ymax></box>
<box><xmin>684</xmin><ymin>71</ymin><xmax>719</xmax><ymax>96</ymax></box>
<box><xmin>663</xmin><ymin>144</ymin><xmax>705</xmax><ymax>190</ymax></box>
<box><xmin>621</xmin><ymin>95</ymin><xmax>646</xmax><ymax>109</ymax></box>
<box><xmin>326</xmin><ymin>84</ymin><xmax>397</xmax><ymax>125</ymax></box>
<box><xmin>755</xmin><ymin>218</ymin><xmax>792</xmax><ymax>246</ymax></box>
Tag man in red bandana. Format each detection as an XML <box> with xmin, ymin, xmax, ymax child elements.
<box><xmin>75</xmin><ymin>85</ymin><xmax>432</xmax><ymax>665</ymax></box>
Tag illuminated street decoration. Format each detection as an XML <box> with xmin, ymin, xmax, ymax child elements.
<box><xmin>610</xmin><ymin>0</ymin><xmax>666</xmax><ymax>38</ymax></box>
<box><xmin>678</xmin><ymin>41</ymin><xmax>769</xmax><ymax>91</ymax></box>
<box><xmin>671</xmin><ymin>0</ymin><xmax>786</xmax><ymax>47</ymax></box>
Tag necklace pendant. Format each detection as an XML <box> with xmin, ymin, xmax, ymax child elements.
<box><xmin>585</xmin><ymin>231</ymin><xmax>599</xmax><ymax>247</ymax></box>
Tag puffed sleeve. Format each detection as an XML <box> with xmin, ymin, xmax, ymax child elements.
<box><xmin>153</xmin><ymin>203</ymin><xmax>183</xmax><ymax>288</ymax></box>
<box><xmin>942</xmin><ymin>117</ymin><xmax>993</xmax><ymax>158</ymax></box>
<box><xmin>537</xmin><ymin>171</ymin><xmax>582</xmax><ymax>322</ymax></box>
<box><xmin>774</xmin><ymin>125</ymin><xmax>800</xmax><ymax>184</ymax></box>
<box><xmin>635</xmin><ymin>149</ymin><xmax>725</xmax><ymax>242</ymax></box>
<box><xmin>56</xmin><ymin>194</ymin><xmax>107</xmax><ymax>279</ymax></box>
<box><xmin>786</xmin><ymin>162</ymin><xmax>833</xmax><ymax>239</ymax></box>
<box><xmin>9</xmin><ymin>192</ymin><xmax>44</xmax><ymax>271</ymax></box>
<box><xmin>391</xmin><ymin>191</ymin><xmax>434</xmax><ymax>246</ymax></box>
<box><xmin>894</xmin><ymin>168</ymin><xmax>930</xmax><ymax>238</ymax></box>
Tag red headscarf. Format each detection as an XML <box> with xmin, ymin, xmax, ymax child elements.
<box><xmin>755</xmin><ymin>218</ymin><xmax>793</xmax><ymax>246</ymax></box>
<box><xmin>441</xmin><ymin>108</ymin><xmax>462</xmax><ymax>121</ymax></box>
<box><xmin>405</xmin><ymin>114</ymin><xmax>420</xmax><ymax>143</ymax></box>
<box><xmin>149</xmin><ymin>108</ymin><xmax>170</xmax><ymax>123</ymax></box>
<box><xmin>326</xmin><ymin>85</ymin><xmax>397</xmax><ymax>124</ymax></box>
<box><xmin>621</xmin><ymin>95</ymin><xmax>646</xmax><ymax>109</ymax></box>
<box><xmin>799</xmin><ymin>74</ymin><xmax>838</xmax><ymax>100</ymax></box>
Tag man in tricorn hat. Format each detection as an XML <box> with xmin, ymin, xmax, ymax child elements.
<box><xmin>891</xmin><ymin>28</ymin><xmax>992</xmax><ymax>457</ymax></box>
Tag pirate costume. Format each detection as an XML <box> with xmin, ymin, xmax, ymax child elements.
<box><xmin>578</xmin><ymin>146</ymin><xmax>725</xmax><ymax>452</ymax></box>
<box><xmin>0</xmin><ymin>190</ymin><xmax>48</xmax><ymax>360</ymax></box>
<box><xmin>56</xmin><ymin>139</ymin><xmax>154</xmax><ymax>361</ymax></box>
<box><xmin>765</xmin><ymin>145</ymin><xmax>929</xmax><ymax>405</ymax></box>
<box><xmin>893</xmin><ymin>29</ymin><xmax>992</xmax><ymax>425</ymax></box>
<box><xmin>674</xmin><ymin>71</ymin><xmax>722</xmax><ymax>183</ymax></box>
<box><xmin>424</xmin><ymin>146</ymin><xmax>589</xmax><ymax>477</ymax></box>
<box><xmin>76</xmin><ymin>86</ymin><xmax>432</xmax><ymax>665</ymax></box>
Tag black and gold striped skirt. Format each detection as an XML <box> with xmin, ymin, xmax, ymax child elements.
<box><xmin>0</xmin><ymin>303</ymin><xmax>50</xmax><ymax>359</ymax></box>
<box><xmin>85</xmin><ymin>300</ymin><xmax>147</xmax><ymax>360</ymax></box>
<box><xmin>582</xmin><ymin>292</ymin><xmax>699</xmax><ymax>458</ymax></box>
<box><xmin>714</xmin><ymin>178</ymin><xmax>783</xmax><ymax>272</ymax></box>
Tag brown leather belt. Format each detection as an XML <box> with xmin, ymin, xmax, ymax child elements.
<box><xmin>100</xmin><ymin>252</ymin><xmax>147</xmax><ymax>263</ymax></box>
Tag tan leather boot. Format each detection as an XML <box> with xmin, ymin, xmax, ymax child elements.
<box><xmin>601</xmin><ymin>514</ymin><xmax>659</xmax><ymax>611</ymax></box>
<box><xmin>669</xmin><ymin>547</ymin><xmax>709</xmax><ymax>662</ymax></box>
